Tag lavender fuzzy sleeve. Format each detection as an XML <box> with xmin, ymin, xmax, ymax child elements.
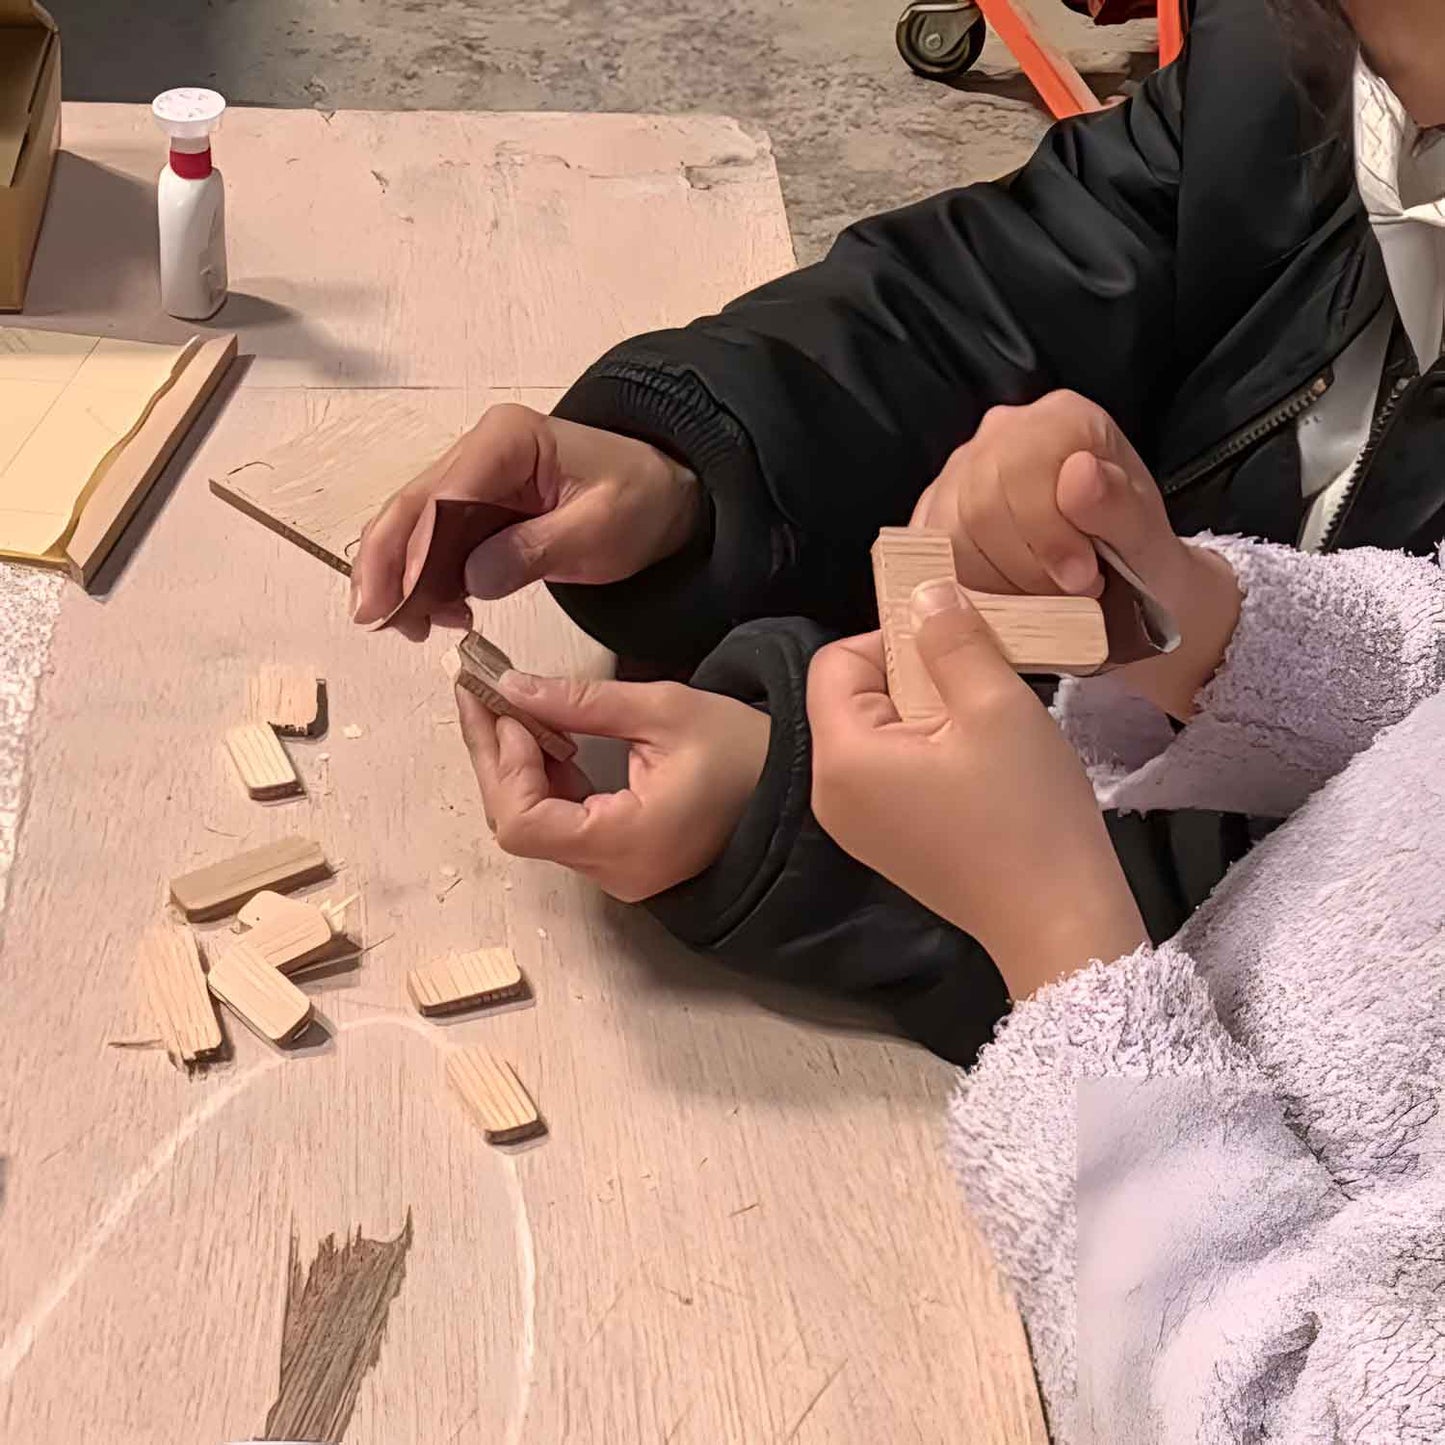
<box><xmin>1056</xmin><ymin>539</ymin><xmax>1445</xmax><ymax>818</ymax></box>
<box><xmin>949</xmin><ymin>944</ymin><xmax>1344</xmax><ymax>1443</ymax></box>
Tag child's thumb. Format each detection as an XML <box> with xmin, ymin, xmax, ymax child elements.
<box><xmin>495</xmin><ymin>671</ymin><xmax>657</xmax><ymax>741</ymax></box>
<box><xmin>910</xmin><ymin>580</ymin><xmax>1019</xmax><ymax>718</ymax></box>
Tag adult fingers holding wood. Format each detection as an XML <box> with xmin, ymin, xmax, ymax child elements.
<box><xmin>351</xmin><ymin>404</ymin><xmax>702</xmax><ymax>632</ymax></box>
<box><xmin>807</xmin><ymin>584</ymin><xmax>1146</xmax><ymax>1000</ymax></box>
<box><xmin>911</xmin><ymin>390</ymin><xmax>1151</xmax><ymax>599</ymax></box>
<box><xmin>457</xmin><ymin>673</ymin><xmax>769</xmax><ymax>904</ymax></box>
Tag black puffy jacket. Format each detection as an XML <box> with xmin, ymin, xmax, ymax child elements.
<box><xmin>546</xmin><ymin>0</ymin><xmax>1445</xmax><ymax>1063</ymax></box>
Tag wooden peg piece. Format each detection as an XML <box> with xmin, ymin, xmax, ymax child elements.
<box><xmin>446</xmin><ymin>1046</ymin><xmax>545</xmax><ymax>1144</ymax></box>
<box><xmin>408</xmin><ymin>947</ymin><xmax>525</xmax><ymax>1016</ymax></box>
<box><xmin>248</xmin><ymin>666</ymin><xmax>326</xmax><ymax>737</ymax></box>
<box><xmin>137</xmin><ymin>920</ymin><xmax>222</xmax><ymax>1067</ymax></box>
<box><xmin>170</xmin><ymin>837</ymin><xmax>331</xmax><ymax>921</ymax></box>
<box><xmin>225</xmin><ymin>722</ymin><xmax>303</xmax><ymax>800</ymax></box>
<box><xmin>238</xmin><ymin>895</ymin><xmax>336</xmax><ymax>973</ymax></box>
<box><xmin>206</xmin><ymin>936</ymin><xmax>314</xmax><ymax>1044</ymax></box>
<box><xmin>447</xmin><ymin>632</ymin><xmax>576</xmax><ymax>762</ymax></box>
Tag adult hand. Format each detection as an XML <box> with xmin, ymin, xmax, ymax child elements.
<box><xmin>457</xmin><ymin>673</ymin><xmax>769</xmax><ymax>903</ymax></box>
<box><xmin>351</xmin><ymin>404</ymin><xmax>701</xmax><ymax>640</ymax></box>
<box><xmin>808</xmin><ymin>585</ymin><xmax>1146</xmax><ymax>999</ymax></box>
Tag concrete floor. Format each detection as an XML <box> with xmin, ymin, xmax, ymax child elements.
<box><xmin>49</xmin><ymin>0</ymin><xmax>1156</xmax><ymax>265</ymax></box>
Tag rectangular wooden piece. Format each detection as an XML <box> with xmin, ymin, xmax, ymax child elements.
<box><xmin>225</xmin><ymin>722</ymin><xmax>302</xmax><ymax>800</ymax></box>
<box><xmin>247</xmin><ymin>665</ymin><xmax>325</xmax><ymax>737</ymax></box>
<box><xmin>169</xmin><ymin>836</ymin><xmax>330</xmax><ymax>922</ymax></box>
<box><xmin>205</xmin><ymin>935</ymin><xmax>313</xmax><ymax>1044</ymax></box>
<box><xmin>210</xmin><ymin>403</ymin><xmax>456</xmax><ymax>576</ymax></box>
<box><xmin>446</xmin><ymin>1046</ymin><xmax>545</xmax><ymax>1144</ymax></box>
<box><xmin>408</xmin><ymin>947</ymin><xmax>525</xmax><ymax>1016</ymax></box>
<box><xmin>451</xmin><ymin>631</ymin><xmax>576</xmax><ymax>762</ymax></box>
<box><xmin>872</xmin><ymin>527</ymin><xmax>1109</xmax><ymax>719</ymax></box>
<box><xmin>136</xmin><ymin>920</ymin><xmax>222</xmax><ymax>1066</ymax></box>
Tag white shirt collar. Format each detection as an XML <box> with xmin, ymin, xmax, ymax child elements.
<box><xmin>1354</xmin><ymin>57</ymin><xmax>1445</xmax><ymax>226</ymax></box>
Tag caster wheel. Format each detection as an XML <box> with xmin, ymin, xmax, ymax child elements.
<box><xmin>896</xmin><ymin>2</ymin><xmax>987</xmax><ymax>80</ymax></box>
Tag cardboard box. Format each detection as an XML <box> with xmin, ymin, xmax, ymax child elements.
<box><xmin>0</xmin><ymin>0</ymin><xmax>60</xmax><ymax>311</ymax></box>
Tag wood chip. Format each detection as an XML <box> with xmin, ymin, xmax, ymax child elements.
<box><xmin>225</xmin><ymin>722</ymin><xmax>303</xmax><ymax>800</ymax></box>
<box><xmin>408</xmin><ymin>947</ymin><xmax>525</xmax><ymax>1016</ymax></box>
<box><xmin>238</xmin><ymin>893</ymin><xmax>336</xmax><ymax>973</ymax></box>
<box><xmin>248</xmin><ymin>665</ymin><xmax>326</xmax><ymax>737</ymax></box>
<box><xmin>447</xmin><ymin>631</ymin><xmax>576</xmax><ymax>762</ymax></box>
<box><xmin>871</xmin><ymin>526</ymin><xmax>1109</xmax><ymax>720</ymax></box>
<box><xmin>170</xmin><ymin>836</ymin><xmax>330</xmax><ymax>921</ymax></box>
<box><xmin>137</xmin><ymin>920</ymin><xmax>222</xmax><ymax>1067</ymax></box>
<box><xmin>446</xmin><ymin>1046</ymin><xmax>545</xmax><ymax>1144</ymax></box>
<box><xmin>206</xmin><ymin>936</ymin><xmax>314</xmax><ymax>1044</ymax></box>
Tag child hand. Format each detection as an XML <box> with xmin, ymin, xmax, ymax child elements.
<box><xmin>351</xmin><ymin>404</ymin><xmax>701</xmax><ymax>639</ymax></box>
<box><xmin>457</xmin><ymin>673</ymin><xmax>769</xmax><ymax>903</ymax></box>
<box><xmin>807</xmin><ymin>585</ymin><xmax>1146</xmax><ymax>999</ymax></box>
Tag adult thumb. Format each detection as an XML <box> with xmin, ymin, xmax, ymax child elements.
<box><xmin>910</xmin><ymin>580</ymin><xmax>1021</xmax><ymax>718</ymax></box>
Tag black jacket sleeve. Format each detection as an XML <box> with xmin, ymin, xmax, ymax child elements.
<box><xmin>645</xmin><ymin>617</ymin><xmax>1010</xmax><ymax>1066</ymax></box>
<box><xmin>550</xmin><ymin>59</ymin><xmax>1184</xmax><ymax>674</ymax></box>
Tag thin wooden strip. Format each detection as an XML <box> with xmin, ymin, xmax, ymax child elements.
<box><xmin>206</xmin><ymin>936</ymin><xmax>313</xmax><ymax>1044</ymax></box>
<box><xmin>64</xmin><ymin>333</ymin><xmax>238</xmax><ymax>586</ymax></box>
<box><xmin>170</xmin><ymin>836</ymin><xmax>330</xmax><ymax>922</ymax></box>
<box><xmin>209</xmin><ymin>402</ymin><xmax>456</xmax><ymax>576</ymax></box>
<box><xmin>247</xmin><ymin>665</ymin><xmax>326</xmax><ymax>737</ymax></box>
<box><xmin>445</xmin><ymin>1046</ymin><xmax>545</xmax><ymax>1144</ymax></box>
<box><xmin>225</xmin><ymin>722</ymin><xmax>302</xmax><ymax>800</ymax></box>
<box><xmin>447</xmin><ymin>631</ymin><xmax>576</xmax><ymax>762</ymax></box>
<box><xmin>407</xmin><ymin>946</ymin><xmax>524</xmax><ymax>1016</ymax></box>
<box><xmin>137</xmin><ymin>919</ymin><xmax>222</xmax><ymax>1067</ymax></box>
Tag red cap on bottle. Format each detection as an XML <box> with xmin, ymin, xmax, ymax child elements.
<box><xmin>169</xmin><ymin>146</ymin><xmax>213</xmax><ymax>180</ymax></box>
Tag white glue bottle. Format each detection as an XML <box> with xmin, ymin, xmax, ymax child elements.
<box><xmin>152</xmin><ymin>88</ymin><xmax>229</xmax><ymax>320</ymax></box>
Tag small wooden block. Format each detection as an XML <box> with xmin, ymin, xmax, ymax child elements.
<box><xmin>247</xmin><ymin>666</ymin><xmax>326</xmax><ymax>737</ymax></box>
<box><xmin>450</xmin><ymin>631</ymin><xmax>577</xmax><ymax>762</ymax></box>
<box><xmin>446</xmin><ymin>1046</ymin><xmax>545</xmax><ymax>1144</ymax></box>
<box><xmin>408</xmin><ymin>947</ymin><xmax>525</xmax><ymax>1016</ymax></box>
<box><xmin>238</xmin><ymin>894</ymin><xmax>336</xmax><ymax>973</ymax></box>
<box><xmin>871</xmin><ymin>527</ymin><xmax>1110</xmax><ymax>719</ymax></box>
<box><xmin>170</xmin><ymin>836</ymin><xmax>331</xmax><ymax>922</ymax></box>
<box><xmin>225</xmin><ymin>722</ymin><xmax>303</xmax><ymax>800</ymax></box>
<box><xmin>206</xmin><ymin>936</ymin><xmax>314</xmax><ymax>1044</ymax></box>
<box><xmin>137</xmin><ymin>920</ymin><xmax>222</xmax><ymax>1067</ymax></box>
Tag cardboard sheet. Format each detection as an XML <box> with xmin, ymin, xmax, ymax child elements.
<box><xmin>0</xmin><ymin>329</ymin><xmax>196</xmax><ymax>562</ymax></box>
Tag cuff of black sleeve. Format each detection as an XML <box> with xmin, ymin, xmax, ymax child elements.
<box><xmin>548</xmin><ymin>349</ymin><xmax>788</xmax><ymax>675</ymax></box>
<box><xmin>644</xmin><ymin>618</ymin><xmax>821</xmax><ymax>947</ymax></box>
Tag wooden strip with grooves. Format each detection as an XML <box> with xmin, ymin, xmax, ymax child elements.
<box><xmin>239</xmin><ymin>895</ymin><xmax>336</xmax><ymax>973</ymax></box>
<box><xmin>225</xmin><ymin>722</ymin><xmax>302</xmax><ymax>800</ymax></box>
<box><xmin>408</xmin><ymin>947</ymin><xmax>524</xmax><ymax>1016</ymax></box>
<box><xmin>247</xmin><ymin>665</ymin><xmax>325</xmax><ymax>737</ymax></box>
<box><xmin>449</xmin><ymin>631</ymin><xmax>576</xmax><ymax>762</ymax></box>
<box><xmin>137</xmin><ymin>920</ymin><xmax>222</xmax><ymax>1066</ymax></box>
<box><xmin>445</xmin><ymin>1046</ymin><xmax>544</xmax><ymax>1144</ymax></box>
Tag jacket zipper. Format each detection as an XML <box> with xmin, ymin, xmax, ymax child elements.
<box><xmin>1318</xmin><ymin>372</ymin><xmax>1416</xmax><ymax>552</ymax></box>
<box><xmin>1161</xmin><ymin>371</ymin><xmax>1333</xmax><ymax>496</ymax></box>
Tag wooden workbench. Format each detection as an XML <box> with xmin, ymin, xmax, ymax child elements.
<box><xmin>0</xmin><ymin>105</ymin><xmax>1045</xmax><ymax>1444</ymax></box>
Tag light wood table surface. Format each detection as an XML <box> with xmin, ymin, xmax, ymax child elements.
<box><xmin>0</xmin><ymin>104</ymin><xmax>1045</xmax><ymax>1445</ymax></box>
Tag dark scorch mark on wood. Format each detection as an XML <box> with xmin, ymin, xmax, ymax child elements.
<box><xmin>261</xmin><ymin>1211</ymin><xmax>413</xmax><ymax>1441</ymax></box>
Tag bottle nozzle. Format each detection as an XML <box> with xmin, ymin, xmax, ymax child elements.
<box><xmin>152</xmin><ymin>88</ymin><xmax>226</xmax><ymax>152</ymax></box>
